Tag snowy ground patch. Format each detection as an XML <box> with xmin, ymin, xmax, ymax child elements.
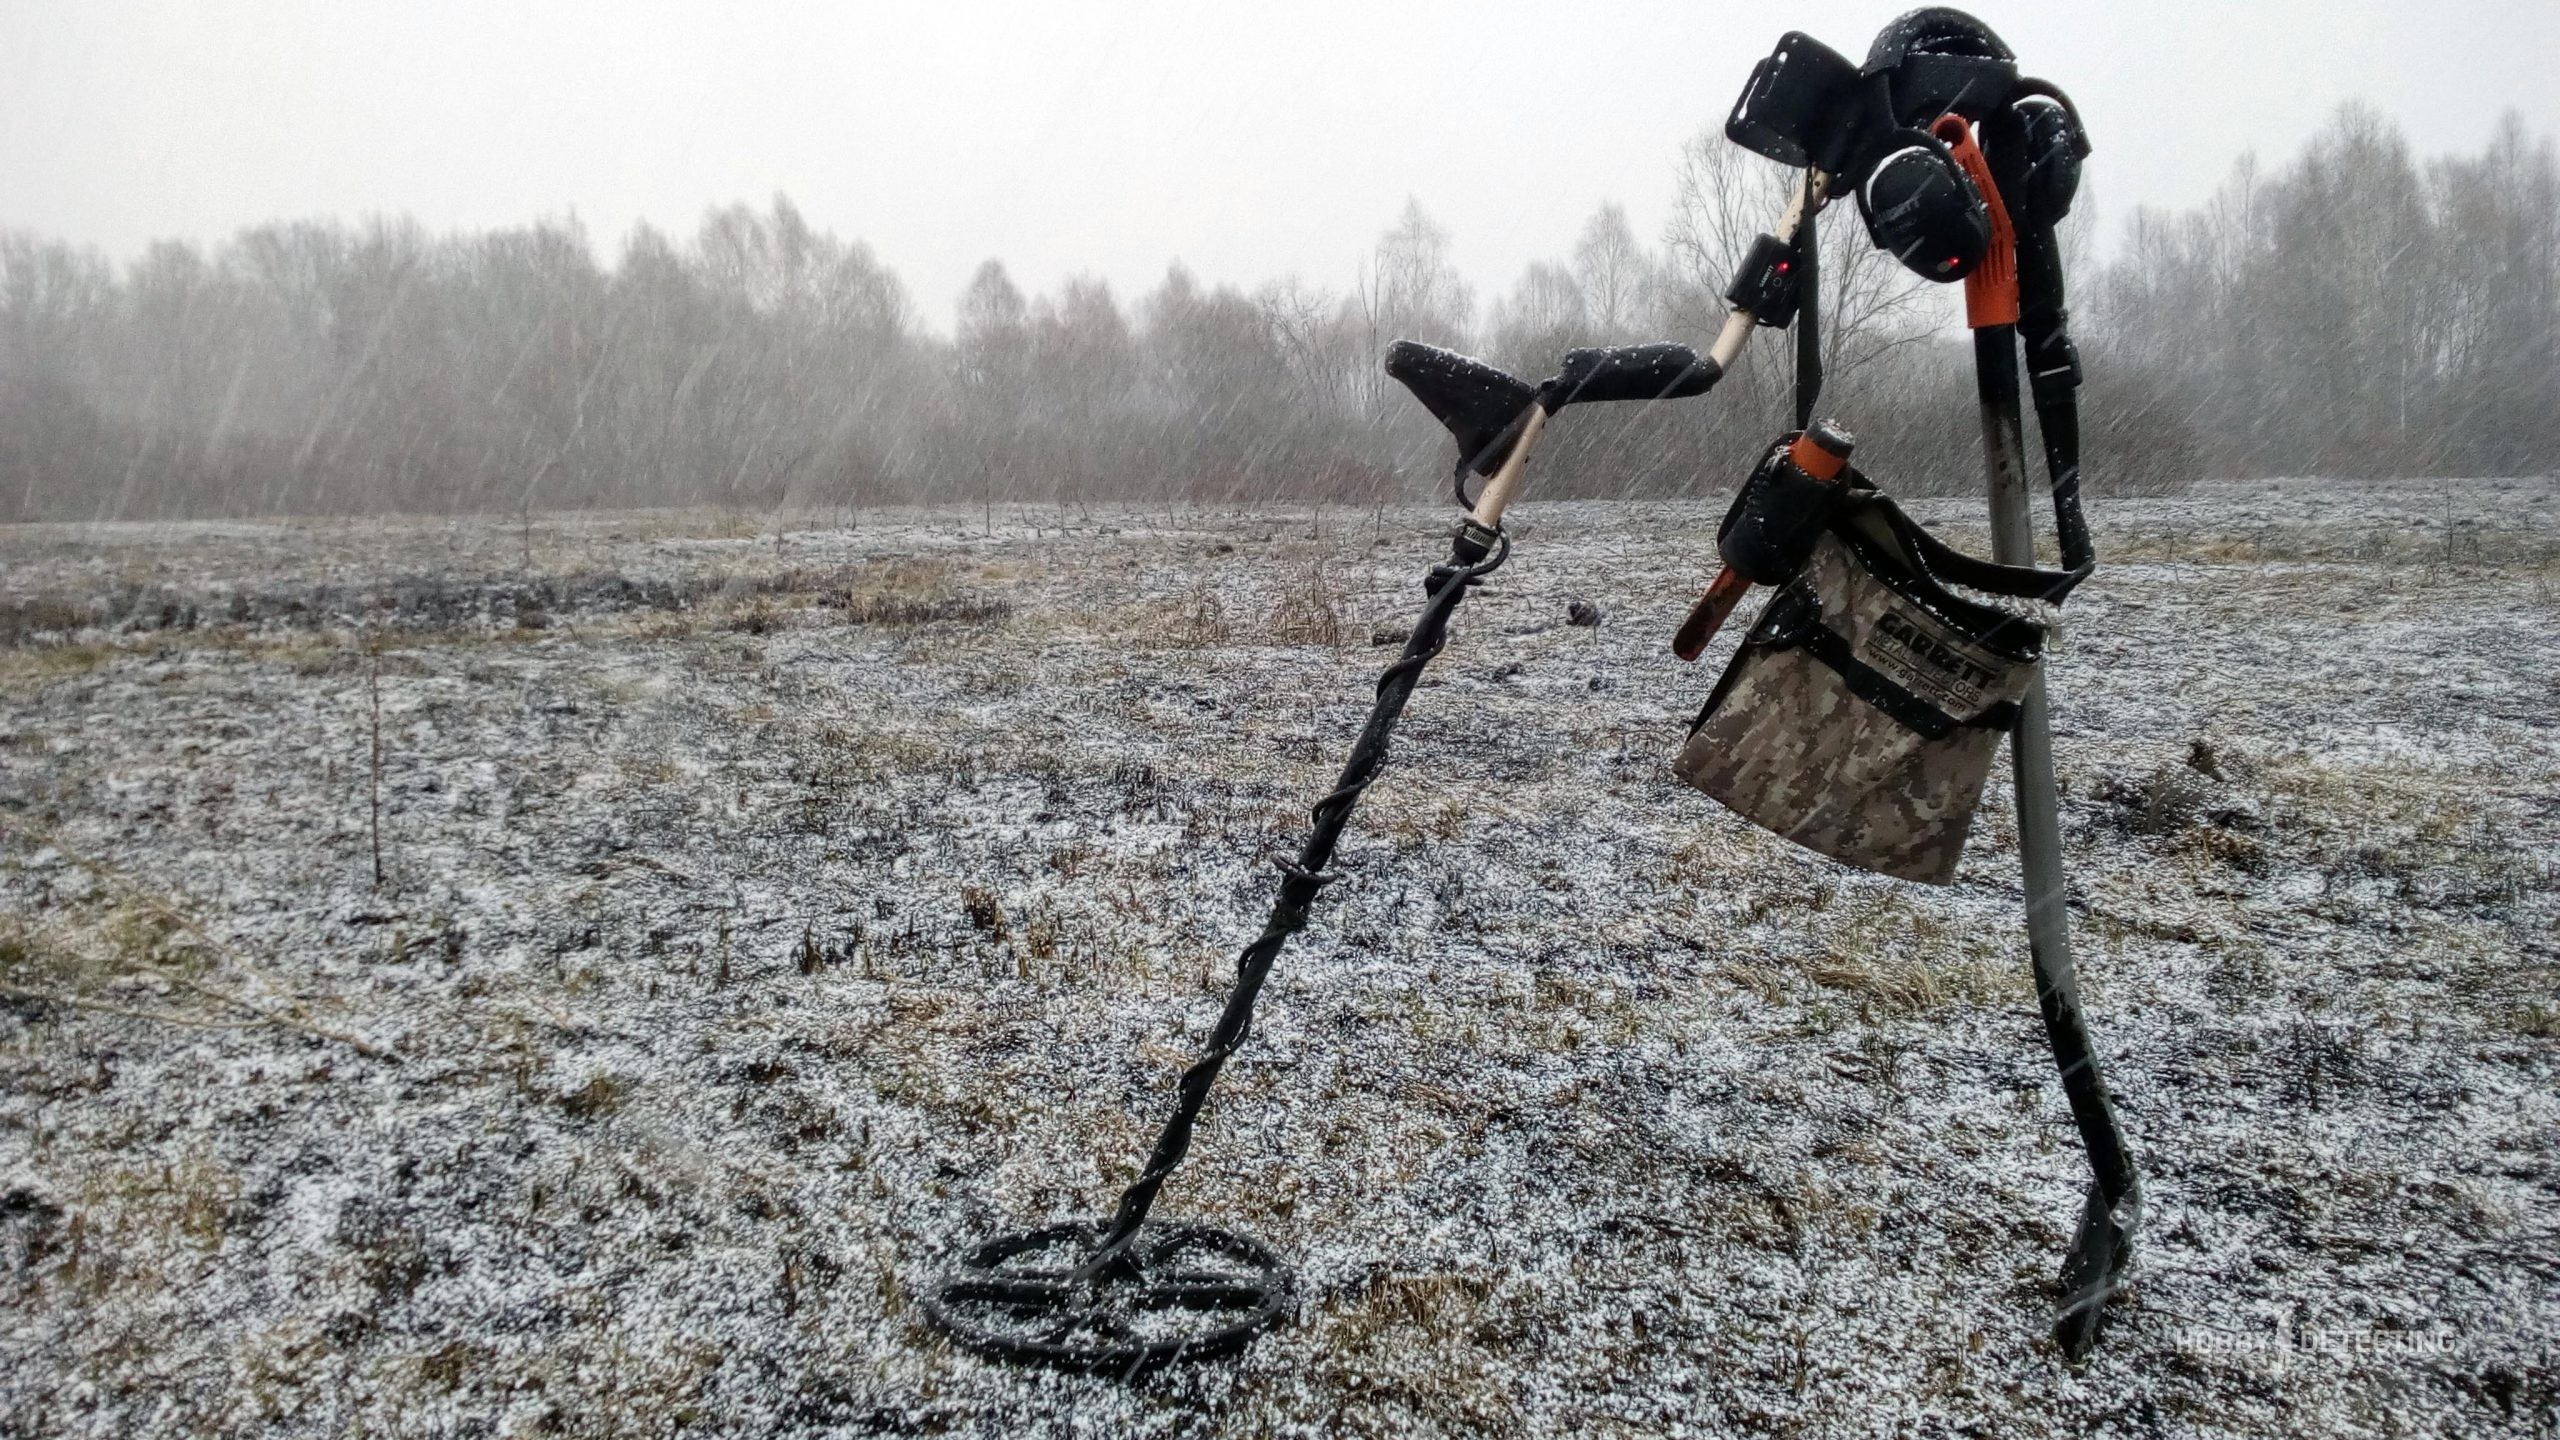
<box><xmin>1</xmin><ymin>479</ymin><xmax>2554</xmax><ymax>1436</ymax></box>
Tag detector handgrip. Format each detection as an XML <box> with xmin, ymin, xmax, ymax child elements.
<box><xmin>1545</xmin><ymin>343</ymin><xmax>1718</xmax><ymax>408</ymax></box>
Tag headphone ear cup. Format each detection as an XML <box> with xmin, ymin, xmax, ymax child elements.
<box><xmin>1857</xmin><ymin>130</ymin><xmax>1992</xmax><ymax>282</ymax></box>
<box><xmin>2006</xmin><ymin>92</ymin><xmax>2088</xmax><ymax>226</ymax></box>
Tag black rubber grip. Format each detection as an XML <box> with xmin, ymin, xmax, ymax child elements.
<box><xmin>1546</xmin><ymin>344</ymin><xmax>1718</xmax><ymax>408</ymax></box>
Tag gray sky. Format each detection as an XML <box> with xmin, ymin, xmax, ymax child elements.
<box><xmin>6</xmin><ymin>0</ymin><xmax>2555</xmax><ymax>329</ymax></box>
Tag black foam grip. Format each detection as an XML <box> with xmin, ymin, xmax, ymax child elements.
<box><xmin>1547</xmin><ymin>344</ymin><xmax>1718</xmax><ymax>408</ymax></box>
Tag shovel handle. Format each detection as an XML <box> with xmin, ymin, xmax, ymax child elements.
<box><xmin>1671</xmin><ymin>569</ymin><xmax>1753</xmax><ymax>662</ymax></box>
<box><xmin>1672</xmin><ymin>426</ymin><xmax>1853</xmax><ymax>662</ymax></box>
<box><xmin>1932</xmin><ymin>115</ymin><xmax>2018</xmax><ymax>330</ymax></box>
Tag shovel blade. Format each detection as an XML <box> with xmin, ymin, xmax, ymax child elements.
<box><xmin>2053</xmin><ymin>1180</ymin><xmax>2134</xmax><ymax>1357</ymax></box>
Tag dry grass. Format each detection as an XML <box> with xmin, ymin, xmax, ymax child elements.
<box><xmin>0</xmin><ymin>595</ymin><xmax>95</xmax><ymax>643</ymax></box>
<box><xmin>0</xmin><ymin>829</ymin><xmax>399</xmax><ymax>1059</ymax></box>
<box><xmin>1265</xmin><ymin>555</ymin><xmax>1348</xmax><ymax>647</ymax></box>
<box><xmin>2</xmin><ymin>491</ymin><xmax>2552</xmax><ymax>1439</ymax></box>
<box><xmin>1171</xmin><ymin>575</ymin><xmax>1232</xmax><ymax>647</ymax></box>
<box><xmin>0</xmin><ymin>641</ymin><xmax>122</xmax><ymax>686</ymax></box>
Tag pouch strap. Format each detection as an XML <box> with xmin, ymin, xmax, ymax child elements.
<box><xmin>1854</xmin><ymin>493</ymin><xmax>2091</xmax><ymax>604</ymax></box>
<box><xmin>1788</xmin><ymin>614</ymin><xmax>2022</xmax><ymax>739</ymax></box>
<box><xmin>1834</xmin><ymin>499</ymin><xmax>2083</xmax><ymax>662</ymax></box>
<box><xmin>1691</xmin><ymin>580</ymin><xmax>2022</xmax><ymax>742</ymax></box>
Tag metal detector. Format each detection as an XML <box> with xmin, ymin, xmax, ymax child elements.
<box><xmin>919</xmin><ymin>338</ymin><xmax>1748</xmax><ymax>1374</ymax></box>
<box><xmin>921</xmin><ymin>4</ymin><xmax>2140</xmax><ymax>1374</ymax></box>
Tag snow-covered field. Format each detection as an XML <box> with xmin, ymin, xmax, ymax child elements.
<box><xmin>2</xmin><ymin>478</ymin><xmax>2554</xmax><ymax>1438</ymax></box>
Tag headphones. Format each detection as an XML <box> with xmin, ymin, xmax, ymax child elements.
<box><xmin>1851</xmin><ymin>8</ymin><xmax>2010</xmax><ymax>283</ymax></box>
<box><xmin>1856</xmin><ymin>128</ymin><xmax>1992</xmax><ymax>282</ymax></box>
<box><xmin>1991</xmin><ymin>80</ymin><xmax>2093</xmax><ymax>229</ymax></box>
<box><xmin>1727</xmin><ymin>11</ymin><xmax>2091</xmax><ymax>286</ymax></box>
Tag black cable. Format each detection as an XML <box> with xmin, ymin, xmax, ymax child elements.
<box><xmin>1073</xmin><ymin>523</ymin><xmax>1509</xmax><ymax>1279</ymax></box>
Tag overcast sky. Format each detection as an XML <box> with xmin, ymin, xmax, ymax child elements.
<box><xmin>6</xmin><ymin>0</ymin><xmax>2556</xmax><ymax>330</ymax></box>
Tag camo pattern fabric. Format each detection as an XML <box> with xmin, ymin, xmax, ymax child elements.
<box><xmin>1675</xmin><ymin>526</ymin><xmax>2043</xmax><ymax>885</ymax></box>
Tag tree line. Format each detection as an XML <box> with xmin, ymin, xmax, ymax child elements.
<box><xmin>2</xmin><ymin>103</ymin><xmax>2551</xmax><ymax>525</ymax></box>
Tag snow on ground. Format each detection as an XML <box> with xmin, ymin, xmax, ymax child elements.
<box><xmin>0</xmin><ymin>478</ymin><xmax>2554</xmax><ymax>1438</ymax></box>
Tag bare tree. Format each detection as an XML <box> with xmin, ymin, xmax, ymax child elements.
<box><xmin>1661</xmin><ymin>127</ymin><xmax>1934</xmax><ymax>397</ymax></box>
<box><xmin>2425</xmin><ymin>111</ymin><xmax>2560</xmax><ymax>472</ymax></box>
<box><xmin>953</xmin><ymin>258</ymin><xmax>1031</xmax><ymax>503</ymax></box>
<box><xmin>1028</xmin><ymin>275</ymin><xmax>1131</xmax><ymax>508</ymax></box>
<box><xmin>1369</xmin><ymin>197</ymin><xmax>1473</xmax><ymax>350</ymax></box>
<box><xmin>955</xmin><ymin>260</ymin><xmax>1028</xmax><ymax>388</ymax></box>
<box><xmin>1488</xmin><ymin>261</ymin><xmax>1588</xmax><ymax>371</ymax></box>
<box><xmin>1571</xmin><ymin>202</ymin><xmax>1651</xmax><ymax>340</ymax></box>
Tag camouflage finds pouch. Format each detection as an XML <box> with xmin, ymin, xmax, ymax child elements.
<box><xmin>1675</xmin><ymin>489</ymin><xmax>2088</xmax><ymax>884</ymax></box>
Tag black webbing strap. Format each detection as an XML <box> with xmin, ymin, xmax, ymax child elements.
<box><xmin>2015</xmin><ymin>222</ymin><xmax>2094</xmax><ymax>573</ymax></box>
<box><xmin>1786</xmin><ymin>621</ymin><xmax>2020</xmax><ymax>740</ymax></box>
<box><xmin>1829</xmin><ymin>497</ymin><xmax>2085</xmax><ymax>665</ymax></box>
<box><xmin>1856</xmin><ymin>494</ymin><xmax>2089</xmax><ymax>605</ymax></box>
<box><xmin>1987</xmin><ymin>88</ymin><xmax>2097</xmax><ymax>576</ymax></box>
<box><xmin>1793</xmin><ymin>172</ymin><xmax>1824</xmax><ymax>430</ymax></box>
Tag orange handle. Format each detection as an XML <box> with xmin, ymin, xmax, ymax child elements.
<box><xmin>1932</xmin><ymin>113</ymin><xmax>2018</xmax><ymax>330</ymax></box>
<box><xmin>1786</xmin><ymin>428</ymin><xmax>1849</xmax><ymax>480</ymax></box>
<box><xmin>1671</xmin><ymin>569</ymin><xmax>1754</xmax><ymax>662</ymax></box>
